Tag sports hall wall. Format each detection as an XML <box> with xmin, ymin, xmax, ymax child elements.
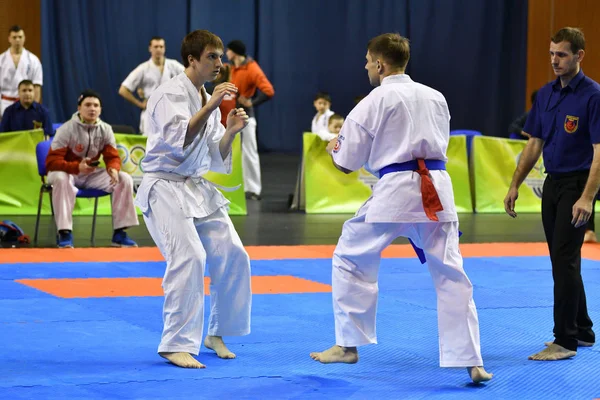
<box><xmin>3</xmin><ymin>0</ymin><xmax>599</xmax><ymax>152</ymax></box>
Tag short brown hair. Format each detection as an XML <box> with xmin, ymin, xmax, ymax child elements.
<box><xmin>149</xmin><ymin>36</ymin><xmax>165</xmax><ymax>46</ymax></box>
<box><xmin>367</xmin><ymin>33</ymin><xmax>410</xmax><ymax>70</ymax></box>
<box><xmin>180</xmin><ymin>30</ymin><xmax>223</xmax><ymax>68</ymax></box>
<box><xmin>329</xmin><ymin>114</ymin><xmax>344</xmax><ymax>124</ymax></box>
<box><xmin>551</xmin><ymin>27</ymin><xmax>585</xmax><ymax>53</ymax></box>
<box><xmin>18</xmin><ymin>79</ymin><xmax>33</xmax><ymax>89</ymax></box>
<box><xmin>314</xmin><ymin>92</ymin><xmax>331</xmax><ymax>103</ymax></box>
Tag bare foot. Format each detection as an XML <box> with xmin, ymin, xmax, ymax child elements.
<box><xmin>204</xmin><ymin>336</ymin><xmax>236</xmax><ymax>359</ymax></box>
<box><xmin>159</xmin><ymin>352</ymin><xmax>205</xmax><ymax>368</ymax></box>
<box><xmin>310</xmin><ymin>345</ymin><xmax>358</xmax><ymax>364</ymax></box>
<box><xmin>467</xmin><ymin>366</ymin><xmax>493</xmax><ymax>383</ymax></box>
<box><xmin>584</xmin><ymin>230</ymin><xmax>597</xmax><ymax>243</ymax></box>
<box><xmin>544</xmin><ymin>340</ymin><xmax>594</xmax><ymax>347</ymax></box>
<box><xmin>529</xmin><ymin>344</ymin><xmax>576</xmax><ymax>361</ymax></box>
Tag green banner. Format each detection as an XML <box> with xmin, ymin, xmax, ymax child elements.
<box><xmin>472</xmin><ymin>136</ymin><xmax>544</xmax><ymax>213</ymax></box>
<box><xmin>446</xmin><ymin>135</ymin><xmax>472</xmax><ymax>213</ymax></box>
<box><xmin>303</xmin><ymin>133</ymin><xmax>373</xmax><ymax>213</ymax></box>
<box><xmin>0</xmin><ymin>130</ymin><xmax>46</xmax><ymax>215</ymax></box>
<box><xmin>302</xmin><ymin>133</ymin><xmax>473</xmax><ymax>214</ymax></box>
<box><xmin>0</xmin><ymin>130</ymin><xmax>246</xmax><ymax>216</ymax></box>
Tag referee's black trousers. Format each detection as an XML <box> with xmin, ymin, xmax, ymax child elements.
<box><xmin>541</xmin><ymin>171</ymin><xmax>595</xmax><ymax>351</ymax></box>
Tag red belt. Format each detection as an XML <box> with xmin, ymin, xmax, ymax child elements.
<box><xmin>415</xmin><ymin>159</ymin><xmax>444</xmax><ymax>221</ymax></box>
<box><xmin>380</xmin><ymin>158</ymin><xmax>445</xmax><ymax>221</ymax></box>
<box><xmin>1</xmin><ymin>95</ymin><xmax>19</xmax><ymax>102</ymax></box>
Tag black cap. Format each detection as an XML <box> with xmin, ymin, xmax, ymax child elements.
<box><xmin>78</xmin><ymin>89</ymin><xmax>102</xmax><ymax>106</ymax></box>
<box><xmin>227</xmin><ymin>40</ymin><xmax>246</xmax><ymax>57</ymax></box>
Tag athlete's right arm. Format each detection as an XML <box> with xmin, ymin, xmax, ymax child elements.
<box><xmin>119</xmin><ymin>85</ymin><xmax>146</xmax><ymax>110</ymax></box>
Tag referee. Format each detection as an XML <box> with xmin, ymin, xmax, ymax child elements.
<box><xmin>504</xmin><ymin>27</ymin><xmax>598</xmax><ymax>361</ymax></box>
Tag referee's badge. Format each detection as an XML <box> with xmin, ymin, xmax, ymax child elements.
<box><xmin>564</xmin><ymin>115</ymin><xmax>579</xmax><ymax>134</ymax></box>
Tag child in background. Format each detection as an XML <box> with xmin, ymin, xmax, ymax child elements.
<box><xmin>312</xmin><ymin>92</ymin><xmax>334</xmax><ymax>138</ymax></box>
<box><xmin>325</xmin><ymin>113</ymin><xmax>344</xmax><ymax>137</ymax></box>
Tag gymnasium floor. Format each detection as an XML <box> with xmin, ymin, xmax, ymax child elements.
<box><xmin>1</xmin><ymin>154</ymin><xmax>599</xmax><ymax>399</ymax></box>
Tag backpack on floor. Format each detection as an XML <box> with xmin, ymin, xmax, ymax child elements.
<box><xmin>0</xmin><ymin>220</ymin><xmax>30</xmax><ymax>244</ymax></box>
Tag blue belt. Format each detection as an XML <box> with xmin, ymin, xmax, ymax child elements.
<box><xmin>378</xmin><ymin>159</ymin><xmax>459</xmax><ymax>264</ymax></box>
<box><xmin>379</xmin><ymin>159</ymin><xmax>446</xmax><ymax>178</ymax></box>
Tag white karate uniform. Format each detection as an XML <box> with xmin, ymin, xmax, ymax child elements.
<box><xmin>0</xmin><ymin>48</ymin><xmax>43</xmax><ymax>118</ymax></box>
<box><xmin>331</xmin><ymin>74</ymin><xmax>483</xmax><ymax>368</ymax></box>
<box><xmin>135</xmin><ymin>72</ymin><xmax>251</xmax><ymax>355</ymax></box>
<box><xmin>121</xmin><ymin>58</ymin><xmax>184</xmax><ymax>134</ymax></box>
<box><xmin>311</xmin><ymin>109</ymin><xmax>336</xmax><ymax>141</ymax></box>
<box><xmin>240</xmin><ymin>116</ymin><xmax>261</xmax><ymax>194</ymax></box>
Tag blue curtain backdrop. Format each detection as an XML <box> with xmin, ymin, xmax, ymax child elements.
<box><xmin>41</xmin><ymin>0</ymin><xmax>188</xmax><ymax>129</ymax></box>
<box><xmin>42</xmin><ymin>0</ymin><xmax>527</xmax><ymax>152</ymax></box>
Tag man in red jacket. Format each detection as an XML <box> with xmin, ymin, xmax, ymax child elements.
<box><xmin>226</xmin><ymin>40</ymin><xmax>274</xmax><ymax>200</ymax></box>
<box><xmin>46</xmin><ymin>90</ymin><xmax>139</xmax><ymax>248</ymax></box>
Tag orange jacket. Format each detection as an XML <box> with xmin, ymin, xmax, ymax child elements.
<box><xmin>219</xmin><ymin>93</ymin><xmax>237</xmax><ymax>127</ymax></box>
<box><xmin>229</xmin><ymin>58</ymin><xmax>274</xmax><ymax>99</ymax></box>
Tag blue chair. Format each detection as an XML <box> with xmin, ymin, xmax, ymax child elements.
<box><xmin>509</xmin><ymin>132</ymin><xmax>527</xmax><ymax>140</ymax></box>
<box><xmin>51</xmin><ymin>123</ymin><xmax>63</xmax><ymax>138</ymax></box>
<box><xmin>450</xmin><ymin>129</ymin><xmax>482</xmax><ymax>157</ymax></box>
<box><xmin>34</xmin><ymin>139</ymin><xmax>111</xmax><ymax>246</ymax></box>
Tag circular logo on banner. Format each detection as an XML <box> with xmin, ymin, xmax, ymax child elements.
<box><xmin>117</xmin><ymin>143</ymin><xmax>146</xmax><ymax>192</ymax></box>
<box><xmin>516</xmin><ymin>152</ymin><xmax>546</xmax><ymax>198</ymax></box>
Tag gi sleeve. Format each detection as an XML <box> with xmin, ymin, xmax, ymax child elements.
<box><xmin>332</xmin><ymin>117</ymin><xmax>372</xmax><ymax>172</ymax></box>
<box><xmin>31</xmin><ymin>56</ymin><xmax>43</xmax><ymax>86</ymax></box>
<box><xmin>121</xmin><ymin>64</ymin><xmax>144</xmax><ymax>92</ymax></box>
<box><xmin>148</xmin><ymin>92</ymin><xmax>194</xmax><ymax>159</ymax></box>
<box><xmin>208</xmin><ymin>108</ymin><xmax>232</xmax><ymax>174</ymax></box>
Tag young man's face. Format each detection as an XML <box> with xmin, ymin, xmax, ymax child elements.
<box><xmin>314</xmin><ymin>99</ymin><xmax>330</xmax><ymax>113</ymax></box>
<box><xmin>550</xmin><ymin>40</ymin><xmax>582</xmax><ymax>78</ymax></box>
<box><xmin>149</xmin><ymin>39</ymin><xmax>166</xmax><ymax>60</ymax></box>
<box><xmin>18</xmin><ymin>84</ymin><xmax>34</xmax><ymax>106</ymax></box>
<box><xmin>8</xmin><ymin>30</ymin><xmax>25</xmax><ymax>49</ymax></box>
<box><xmin>328</xmin><ymin>119</ymin><xmax>343</xmax><ymax>134</ymax></box>
<box><xmin>78</xmin><ymin>97</ymin><xmax>102</xmax><ymax>123</ymax></box>
<box><xmin>365</xmin><ymin>51</ymin><xmax>381</xmax><ymax>87</ymax></box>
<box><xmin>192</xmin><ymin>46</ymin><xmax>224</xmax><ymax>82</ymax></box>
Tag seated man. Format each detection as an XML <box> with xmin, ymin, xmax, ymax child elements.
<box><xmin>45</xmin><ymin>90</ymin><xmax>139</xmax><ymax>248</ymax></box>
<box><xmin>0</xmin><ymin>80</ymin><xmax>52</xmax><ymax>137</ymax></box>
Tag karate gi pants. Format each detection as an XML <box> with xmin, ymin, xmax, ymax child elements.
<box><xmin>241</xmin><ymin>117</ymin><xmax>261</xmax><ymax>195</ymax></box>
<box><xmin>143</xmin><ymin>181</ymin><xmax>252</xmax><ymax>355</ymax></box>
<box><xmin>47</xmin><ymin>169</ymin><xmax>139</xmax><ymax>231</ymax></box>
<box><xmin>333</xmin><ymin>201</ymin><xmax>483</xmax><ymax>367</ymax></box>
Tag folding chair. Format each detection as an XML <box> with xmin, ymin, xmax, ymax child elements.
<box><xmin>33</xmin><ymin>139</ymin><xmax>111</xmax><ymax>246</ymax></box>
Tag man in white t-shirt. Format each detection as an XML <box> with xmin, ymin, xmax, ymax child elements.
<box><xmin>309</xmin><ymin>33</ymin><xmax>493</xmax><ymax>384</ymax></box>
<box><xmin>0</xmin><ymin>25</ymin><xmax>43</xmax><ymax>119</ymax></box>
<box><xmin>119</xmin><ymin>37</ymin><xmax>185</xmax><ymax>134</ymax></box>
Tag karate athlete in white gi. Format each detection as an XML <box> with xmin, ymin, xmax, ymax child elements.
<box><xmin>135</xmin><ymin>30</ymin><xmax>251</xmax><ymax>369</ymax></box>
<box><xmin>119</xmin><ymin>37</ymin><xmax>185</xmax><ymax>134</ymax></box>
<box><xmin>0</xmin><ymin>26</ymin><xmax>43</xmax><ymax>118</ymax></box>
<box><xmin>309</xmin><ymin>33</ymin><xmax>493</xmax><ymax>384</ymax></box>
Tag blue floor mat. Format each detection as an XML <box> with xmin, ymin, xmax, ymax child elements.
<box><xmin>0</xmin><ymin>256</ymin><xmax>599</xmax><ymax>399</ymax></box>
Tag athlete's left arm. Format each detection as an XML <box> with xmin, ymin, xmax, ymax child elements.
<box><xmin>328</xmin><ymin>118</ymin><xmax>372</xmax><ymax>174</ymax></box>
